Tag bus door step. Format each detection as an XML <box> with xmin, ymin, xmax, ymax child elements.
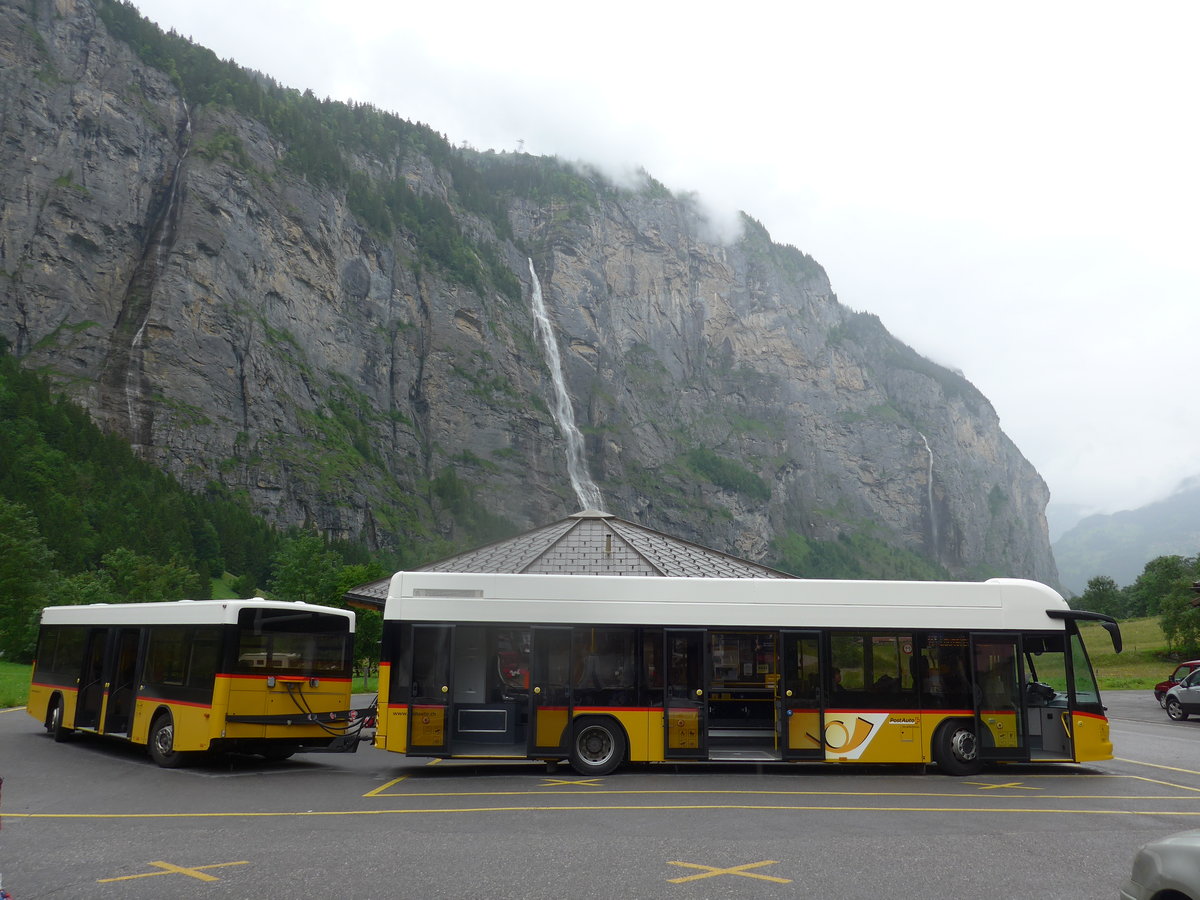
<box><xmin>707</xmin><ymin>749</ymin><xmax>781</xmax><ymax>762</ymax></box>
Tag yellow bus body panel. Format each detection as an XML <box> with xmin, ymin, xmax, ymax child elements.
<box><xmin>410</xmin><ymin>705</ymin><xmax>446</xmax><ymax>746</ymax></box>
<box><xmin>26</xmin><ymin>681</ymin><xmax>55</xmax><ymax>727</ymax></box>
<box><xmin>380</xmin><ymin>704</ymin><xmax>408</xmax><ymax>752</ymax></box>
<box><xmin>223</xmin><ymin>675</ymin><xmax>353</xmax><ymax>741</ymax></box>
<box><xmin>819</xmin><ymin>712</ymin><xmax>925</xmax><ymax>764</ymax></box>
<box><xmin>375</xmin><ymin>663</ymin><xmax>392</xmax><ymax>746</ymax></box>
<box><xmin>788</xmin><ymin>711</ymin><xmax>823</xmax><ymax>751</ymax></box>
<box><xmin>618</xmin><ymin>709</ymin><xmax>659</xmax><ymax>761</ymax></box>
<box><xmin>980</xmin><ymin>710</ymin><xmax>1019</xmax><ymax>749</ymax></box>
<box><xmin>1071</xmin><ymin>712</ymin><xmax>1112</xmax><ymax>761</ymax></box>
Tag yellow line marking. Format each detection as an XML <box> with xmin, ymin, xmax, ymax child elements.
<box><xmin>10</xmin><ymin>805</ymin><xmax>1200</xmax><ymax>820</ymax></box>
<box><xmin>543</xmin><ymin>778</ymin><xmax>603</xmax><ymax>787</ymax></box>
<box><xmin>98</xmin><ymin>860</ymin><xmax>248</xmax><ymax>883</ymax></box>
<box><xmin>667</xmin><ymin>859</ymin><xmax>791</xmax><ymax>884</ymax></box>
<box><xmin>965</xmin><ymin>781</ymin><xmax>1042</xmax><ymax>791</ymax></box>
<box><xmin>363</xmin><ymin>776</ymin><xmax>408</xmax><ymax>797</ymax></box>
<box><xmin>0</xmin><ymin>707</ymin><xmax>26</xmax><ymax>713</ymax></box>
<box><xmin>362</xmin><ymin>781</ymin><xmax>1198</xmax><ymax>801</ymax></box>
<box><xmin>426</xmin><ymin>758</ymin><xmax>442</xmax><ymax>766</ymax></box>
<box><xmin>1117</xmin><ymin>758</ymin><xmax>1200</xmax><ymax>779</ymax></box>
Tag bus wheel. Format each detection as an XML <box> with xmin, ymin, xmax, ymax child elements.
<box><xmin>934</xmin><ymin>720</ymin><xmax>982</xmax><ymax>776</ymax></box>
<box><xmin>148</xmin><ymin>713</ymin><xmax>190</xmax><ymax>768</ymax></box>
<box><xmin>569</xmin><ymin>718</ymin><xmax>626</xmax><ymax>777</ymax></box>
<box><xmin>1167</xmin><ymin>697</ymin><xmax>1189</xmax><ymax>721</ymax></box>
<box><xmin>46</xmin><ymin>697</ymin><xmax>71</xmax><ymax>743</ymax></box>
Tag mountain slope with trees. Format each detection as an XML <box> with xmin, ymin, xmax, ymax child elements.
<box><xmin>1054</xmin><ymin>481</ymin><xmax>1200</xmax><ymax>594</ymax></box>
<box><xmin>0</xmin><ymin>341</ymin><xmax>386</xmax><ymax>661</ymax></box>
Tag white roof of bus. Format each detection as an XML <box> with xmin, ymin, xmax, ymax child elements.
<box><xmin>39</xmin><ymin>598</ymin><xmax>355</xmax><ymax>630</ymax></box>
<box><xmin>385</xmin><ymin>571</ymin><xmax>1069</xmax><ymax>632</ymax></box>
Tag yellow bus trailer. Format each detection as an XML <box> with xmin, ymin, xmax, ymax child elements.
<box><xmin>28</xmin><ymin>598</ymin><xmax>368</xmax><ymax>766</ymax></box>
<box><xmin>375</xmin><ymin>571</ymin><xmax>1121</xmax><ymax>776</ymax></box>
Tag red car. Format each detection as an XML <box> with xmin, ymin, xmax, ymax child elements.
<box><xmin>1157</xmin><ymin>660</ymin><xmax>1200</xmax><ymax>708</ymax></box>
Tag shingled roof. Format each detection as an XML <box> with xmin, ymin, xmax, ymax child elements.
<box><xmin>343</xmin><ymin>509</ymin><xmax>792</xmax><ymax>609</ymax></box>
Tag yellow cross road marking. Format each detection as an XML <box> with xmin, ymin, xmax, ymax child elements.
<box><xmin>966</xmin><ymin>781</ymin><xmax>1042</xmax><ymax>791</ymax></box>
<box><xmin>668</xmin><ymin>859</ymin><xmax>791</xmax><ymax>884</ymax></box>
<box><xmin>543</xmin><ymin>778</ymin><xmax>603</xmax><ymax>787</ymax></box>
<box><xmin>98</xmin><ymin>860</ymin><xmax>248</xmax><ymax>883</ymax></box>
<box><xmin>363</xmin><ymin>775</ymin><xmax>409</xmax><ymax>797</ymax></box>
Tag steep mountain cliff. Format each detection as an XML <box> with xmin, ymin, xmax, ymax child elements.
<box><xmin>0</xmin><ymin>0</ymin><xmax>1058</xmax><ymax>584</ymax></box>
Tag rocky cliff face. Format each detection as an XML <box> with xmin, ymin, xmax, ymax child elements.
<box><xmin>0</xmin><ymin>0</ymin><xmax>1058</xmax><ymax>584</ymax></box>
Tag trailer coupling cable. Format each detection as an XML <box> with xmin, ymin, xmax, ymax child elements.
<box><xmin>283</xmin><ymin>680</ymin><xmax>376</xmax><ymax>738</ymax></box>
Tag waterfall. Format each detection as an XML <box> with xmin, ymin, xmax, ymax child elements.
<box><xmin>124</xmin><ymin>104</ymin><xmax>192</xmax><ymax>445</ymax></box>
<box><xmin>528</xmin><ymin>259</ymin><xmax>604</xmax><ymax>511</ymax></box>
<box><xmin>919</xmin><ymin>432</ymin><xmax>937</xmax><ymax>551</ymax></box>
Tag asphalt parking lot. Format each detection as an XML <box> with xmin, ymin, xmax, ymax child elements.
<box><xmin>2</xmin><ymin>691</ymin><xmax>1199</xmax><ymax>899</ymax></box>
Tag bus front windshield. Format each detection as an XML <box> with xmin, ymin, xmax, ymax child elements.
<box><xmin>234</xmin><ymin>609</ymin><xmax>350</xmax><ymax>676</ymax></box>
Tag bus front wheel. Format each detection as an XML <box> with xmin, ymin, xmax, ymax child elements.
<box><xmin>148</xmin><ymin>713</ymin><xmax>191</xmax><ymax>768</ymax></box>
<box><xmin>569</xmin><ymin>717</ymin><xmax>626</xmax><ymax>777</ymax></box>
<box><xmin>46</xmin><ymin>696</ymin><xmax>71</xmax><ymax>742</ymax></box>
<box><xmin>934</xmin><ymin>719</ymin><xmax>982</xmax><ymax>776</ymax></box>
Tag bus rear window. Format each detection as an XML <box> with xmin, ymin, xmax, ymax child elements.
<box><xmin>234</xmin><ymin>608</ymin><xmax>350</xmax><ymax>676</ymax></box>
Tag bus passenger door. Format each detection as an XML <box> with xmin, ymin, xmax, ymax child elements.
<box><xmin>408</xmin><ymin>625</ymin><xmax>453</xmax><ymax>754</ymax></box>
<box><xmin>102</xmin><ymin>628</ymin><xmax>142</xmax><ymax>736</ymax></box>
<box><xmin>75</xmin><ymin>628</ymin><xmax>110</xmax><ymax>730</ymax></box>
<box><xmin>529</xmin><ymin>627</ymin><xmax>572</xmax><ymax>757</ymax></box>
<box><xmin>664</xmin><ymin>629</ymin><xmax>706</xmax><ymax>759</ymax></box>
<box><xmin>971</xmin><ymin>634</ymin><xmax>1028</xmax><ymax>761</ymax></box>
<box><xmin>781</xmin><ymin>630</ymin><xmax>824</xmax><ymax>760</ymax></box>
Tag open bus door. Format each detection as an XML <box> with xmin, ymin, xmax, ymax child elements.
<box><xmin>664</xmin><ymin>629</ymin><xmax>706</xmax><ymax>759</ymax></box>
<box><xmin>101</xmin><ymin>627</ymin><xmax>142</xmax><ymax>736</ymax></box>
<box><xmin>781</xmin><ymin>630</ymin><xmax>824</xmax><ymax>760</ymax></box>
<box><xmin>971</xmin><ymin>634</ymin><xmax>1028</xmax><ymax>761</ymax></box>
<box><xmin>74</xmin><ymin>628</ymin><xmax>109</xmax><ymax>730</ymax></box>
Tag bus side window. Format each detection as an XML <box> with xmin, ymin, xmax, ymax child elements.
<box><xmin>831</xmin><ymin>632</ymin><xmax>916</xmax><ymax>707</ymax></box>
<box><xmin>921</xmin><ymin>633</ymin><xmax>971</xmax><ymax>709</ymax></box>
<box><xmin>147</xmin><ymin>627</ymin><xmax>187</xmax><ymax>685</ymax></box>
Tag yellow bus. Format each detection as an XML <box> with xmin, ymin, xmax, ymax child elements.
<box><xmin>375</xmin><ymin>571</ymin><xmax>1121</xmax><ymax>776</ymax></box>
<box><xmin>28</xmin><ymin>598</ymin><xmax>366</xmax><ymax>766</ymax></box>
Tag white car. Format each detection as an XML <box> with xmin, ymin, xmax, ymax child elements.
<box><xmin>1122</xmin><ymin>830</ymin><xmax>1200</xmax><ymax>900</ymax></box>
<box><xmin>1165</xmin><ymin>669</ymin><xmax>1200</xmax><ymax>721</ymax></box>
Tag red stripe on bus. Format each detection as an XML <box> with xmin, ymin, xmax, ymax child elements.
<box><xmin>136</xmin><ymin>696</ymin><xmax>213</xmax><ymax>710</ymax></box>
<box><xmin>30</xmin><ymin>682</ymin><xmax>78</xmax><ymax>693</ymax></box>
<box><xmin>216</xmin><ymin>673</ymin><xmax>351</xmax><ymax>682</ymax></box>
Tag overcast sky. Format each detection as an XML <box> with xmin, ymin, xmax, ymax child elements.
<box><xmin>132</xmin><ymin>1</ymin><xmax>1200</xmax><ymax>530</ymax></box>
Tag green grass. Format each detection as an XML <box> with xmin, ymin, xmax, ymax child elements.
<box><xmin>211</xmin><ymin>572</ymin><xmax>250</xmax><ymax>600</ymax></box>
<box><xmin>0</xmin><ymin>660</ymin><xmax>31</xmax><ymax>707</ymax></box>
<box><xmin>1081</xmin><ymin>616</ymin><xmax>1178</xmax><ymax>691</ymax></box>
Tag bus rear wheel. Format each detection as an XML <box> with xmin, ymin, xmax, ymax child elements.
<box><xmin>148</xmin><ymin>713</ymin><xmax>192</xmax><ymax>768</ymax></box>
<box><xmin>934</xmin><ymin>719</ymin><xmax>982</xmax><ymax>776</ymax></box>
<box><xmin>569</xmin><ymin>718</ymin><xmax>626</xmax><ymax>777</ymax></box>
